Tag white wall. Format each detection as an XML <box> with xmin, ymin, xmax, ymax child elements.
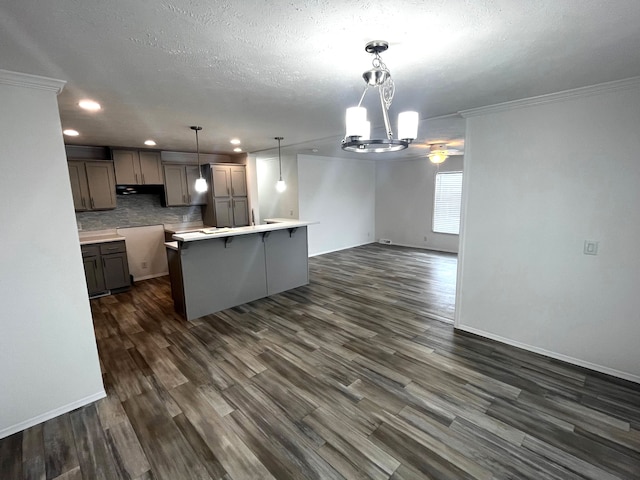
<box><xmin>256</xmin><ymin>154</ymin><xmax>299</xmax><ymax>222</ymax></box>
<box><xmin>0</xmin><ymin>70</ymin><xmax>105</xmax><ymax>438</ymax></box>
<box><xmin>376</xmin><ymin>156</ymin><xmax>463</xmax><ymax>253</ymax></box>
<box><xmin>456</xmin><ymin>79</ymin><xmax>640</xmax><ymax>382</ymax></box>
<box><xmin>298</xmin><ymin>154</ymin><xmax>375</xmax><ymax>256</ymax></box>
<box><xmin>116</xmin><ymin>225</ymin><xmax>168</xmax><ymax>280</ymax></box>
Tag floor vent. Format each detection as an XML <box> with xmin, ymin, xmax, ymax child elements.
<box><xmin>379</xmin><ymin>238</ymin><xmax>392</xmax><ymax>245</ymax></box>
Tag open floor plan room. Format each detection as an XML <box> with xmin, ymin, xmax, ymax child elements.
<box><xmin>1</xmin><ymin>245</ymin><xmax>639</xmax><ymax>479</ymax></box>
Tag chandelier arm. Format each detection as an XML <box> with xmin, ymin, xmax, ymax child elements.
<box><xmin>379</xmin><ymin>88</ymin><xmax>393</xmax><ymax>139</ymax></box>
<box><xmin>357</xmin><ymin>85</ymin><xmax>369</xmax><ymax>108</ymax></box>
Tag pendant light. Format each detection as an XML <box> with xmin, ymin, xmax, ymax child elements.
<box><xmin>191</xmin><ymin>126</ymin><xmax>208</xmax><ymax>193</ymax></box>
<box><xmin>275</xmin><ymin>136</ymin><xmax>287</xmax><ymax>192</ymax></box>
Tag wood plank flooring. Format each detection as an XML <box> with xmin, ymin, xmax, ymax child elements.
<box><xmin>2</xmin><ymin>243</ymin><xmax>640</xmax><ymax>479</ymax></box>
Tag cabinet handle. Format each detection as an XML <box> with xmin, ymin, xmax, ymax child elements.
<box><xmin>142</xmin><ymin>173</ymin><xmax>145</xmax><ymax>184</ymax></box>
<box><xmin>102</xmin><ymin>258</ymin><xmax>106</xmax><ymax>268</ymax></box>
<box><xmin>231</xmin><ymin>187</ymin><xmax>235</xmax><ymax>195</ymax></box>
<box><xmin>135</xmin><ymin>173</ymin><xmax>139</xmax><ymax>183</ymax></box>
<box><xmin>81</xmin><ymin>197</ymin><xmax>86</xmax><ymax>208</ymax></box>
<box><xmin>227</xmin><ymin>187</ymin><xmax>230</xmax><ymax>195</ymax></box>
<box><xmin>94</xmin><ymin>259</ymin><xmax>98</xmax><ymax>269</ymax></box>
<box><xmin>188</xmin><ymin>194</ymin><xmax>191</xmax><ymax>204</ymax></box>
<box><xmin>182</xmin><ymin>194</ymin><xmax>186</xmax><ymax>204</ymax></box>
<box><xmin>90</xmin><ymin>197</ymin><xmax>95</xmax><ymax>208</ymax></box>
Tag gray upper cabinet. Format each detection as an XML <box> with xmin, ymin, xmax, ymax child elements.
<box><xmin>163</xmin><ymin>164</ymin><xmax>207</xmax><ymax>206</ymax></box>
<box><xmin>68</xmin><ymin>160</ymin><xmax>116</xmax><ymax>211</ymax></box>
<box><xmin>203</xmin><ymin>164</ymin><xmax>249</xmax><ymax>227</ymax></box>
<box><xmin>113</xmin><ymin>149</ymin><xmax>162</xmax><ymax>185</ymax></box>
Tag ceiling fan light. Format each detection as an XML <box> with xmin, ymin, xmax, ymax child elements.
<box><xmin>428</xmin><ymin>151</ymin><xmax>448</xmax><ymax>164</ymax></box>
<box><xmin>398</xmin><ymin>111</ymin><xmax>419</xmax><ymax>140</ymax></box>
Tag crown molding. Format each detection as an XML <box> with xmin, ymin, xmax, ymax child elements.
<box><xmin>0</xmin><ymin>69</ymin><xmax>66</xmax><ymax>94</ymax></box>
<box><xmin>459</xmin><ymin>76</ymin><xmax>640</xmax><ymax>118</ymax></box>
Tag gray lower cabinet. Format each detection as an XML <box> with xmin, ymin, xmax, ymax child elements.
<box><xmin>81</xmin><ymin>245</ymin><xmax>106</xmax><ymax>296</ymax></box>
<box><xmin>81</xmin><ymin>241</ymin><xmax>131</xmax><ymax>297</ymax></box>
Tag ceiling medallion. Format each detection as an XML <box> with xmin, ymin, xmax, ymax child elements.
<box><xmin>342</xmin><ymin>41</ymin><xmax>418</xmax><ymax>153</ymax></box>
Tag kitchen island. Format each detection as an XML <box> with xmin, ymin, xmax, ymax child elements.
<box><xmin>165</xmin><ymin>220</ymin><xmax>314</xmax><ymax>320</ymax></box>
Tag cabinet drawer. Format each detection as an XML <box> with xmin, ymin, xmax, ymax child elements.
<box><xmin>100</xmin><ymin>241</ymin><xmax>126</xmax><ymax>255</ymax></box>
<box><xmin>81</xmin><ymin>245</ymin><xmax>100</xmax><ymax>257</ymax></box>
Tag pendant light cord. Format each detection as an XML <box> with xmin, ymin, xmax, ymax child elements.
<box><xmin>276</xmin><ymin>136</ymin><xmax>284</xmax><ymax>181</ymax></box>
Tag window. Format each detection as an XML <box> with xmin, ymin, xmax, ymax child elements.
<box><xmin>433</xmin><ymin>171</ymin><xmax>463</xmax><ymax>234</ymax></box>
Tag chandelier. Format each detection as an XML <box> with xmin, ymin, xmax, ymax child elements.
<box><xmin>342</xmin><ymin>41</ymin><xmax>418</xmax><ymax>153</ymax></box>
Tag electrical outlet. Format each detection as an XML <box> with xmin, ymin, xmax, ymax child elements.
<box><xmin>290</xmin><ymin>210</ymin><xmax>294</xmax><ymax>216</ymax></box>
<box><xmin>141</xmin><ymin>261</ymin><xmax>148</xmax><ymax>269</ymax></box>
<box><xmin>423</xmin><ymin>236</ymin><xmax>428</xmax><ymax>241</ymax></box>
<box><xmin>584</xmin><ymin>240</ymin><xmax>599</xmax><ymax>255</ymax></box>
<box><xmin>182</xmin><ymin>215</ymin><xmax>189</xmax><ymax>222</ymax></box>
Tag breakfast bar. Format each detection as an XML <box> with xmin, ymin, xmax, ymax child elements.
<box><xmin>165</xmin><ymin>220</ymin><xmax>314</xmax><ymax>320</ymax></box>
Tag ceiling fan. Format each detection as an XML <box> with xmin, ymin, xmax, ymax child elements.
<box><xmin>411</xmin><ymin>141</ymin><xmax>465</xmax><ymax>163</ymax></box>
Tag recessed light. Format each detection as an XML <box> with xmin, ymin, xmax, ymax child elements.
<box><xmin>144</xmin><ymin>140</ymin><xmax>156</xmax><ymax>146</ymax></box>
<box><xmin>230</xmin><ymin>138</ymin><xmax>241</xmax><ymax>145</ymax></box>
<box><xmin>78</xmin><ymin>99</ymin><xmax>101</xmax><ymax>111</ymax></box>
<box><xmin>233</xmin><ymin>147</ymin><xmax>242</xmax><ymax>152</ymax></box>
<box><xmin>63</xmin><ymin>129</ymin><xmax>79</xmax><ymax>136</ymax></box>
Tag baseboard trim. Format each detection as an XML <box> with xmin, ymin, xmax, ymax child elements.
<box><xmin>134</xmin><ymin>272</ymin><xmax>168</xmax><ymax>281</ymax></box>
<box><xmin>456</xmin><ymin>325</ymin><xmax>640</xmax><ymax>385</ymax></box>
<box><xmin>0</xmin><ymin>390</ymin><xmax>106</xmax><ymax>439</ymax></box>
<box><xmin>381</xmin><ymin>242</ymin><xmax>458</xmax><ymax>254</ymax></box>
<box><xmin>309</xmin><ymin>241</ymin><xmax>375</xmax><ymax>257</ymax></box>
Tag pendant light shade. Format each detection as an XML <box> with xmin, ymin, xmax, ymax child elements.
<box><xmin>275</xmin><ymin>136</ymin><xmax>287</xmax><ymax>192</ymax></box>
<box><xmin>191</xmin><ymin>126</ymin><xmax>208</xmax><ymax>193</ymax></box>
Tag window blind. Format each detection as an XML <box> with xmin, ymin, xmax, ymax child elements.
<box><xmin>433</xmin><ymin>171</ymin><xmax>463</xmax><ymax>235</ymax></box>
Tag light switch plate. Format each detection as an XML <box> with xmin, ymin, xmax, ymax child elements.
<box><xmin>584</xmin><ymin>240</ymin><xmax>599</xmax><ymax>255</ymax></box>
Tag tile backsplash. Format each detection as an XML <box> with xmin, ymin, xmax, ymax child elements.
<box><xmin>76</xmin><ymin>193</ymin><xmax>203</xmax><ymax>231</ymax></box>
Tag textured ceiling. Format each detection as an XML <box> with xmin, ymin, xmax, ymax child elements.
<box><xmin>1</xmin><ymin>0</ymin><xmax>640</xmax><ymax>159</ymax></box>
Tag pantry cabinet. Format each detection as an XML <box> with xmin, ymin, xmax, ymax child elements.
<box><xmin>203</xmin><ymin>164</ymin><xmax>249</xmax><ymax>227</ymax></box>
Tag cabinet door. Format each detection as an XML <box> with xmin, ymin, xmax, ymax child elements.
<box><xmin>68</xmin><ymin>161</ymin><xmax>90</xmax><ymax>211</ymax></box>
<box><xmin>230</xmin><ymin>166</ymin><xmax>247</xmax><ymax>196</ymax></box>
<box><xmin>232</xmin><ymin>197</ymin><xmax>249</xmax><ymax>227</ymax></box>
<box><xmin>185</xmin><ymin>165</ymin><xmax>207</xmax><ymax>205</ymax></box>
<box><xmin>85</xmin><ymin>162</ymin><xmax>116</xmax><ymax>209</ymax></box>
<box><xmin>214</xmin><ymin>198</ymin><xmax>233</xmax><ymax>227</ymax></box>
<box><xmin>83</xmin><ymin>255</ymin><xmax>106</xmax><ymax>295</ymax></box>
<box><xmin>102</xmin><ymin>252</ymin><xmax>131</xmax><ymax>290</ymax></box>
<box><xmin>212</xmin><ymin>166</ymin><xmax>231</xmax><ymax>197</ymax></box>
<box><xmin>113</xmin><ymin>150</ymin><xmax>140</xmax><ymax>184</ymax></box>
<box><xmin>139</xmin><ymin>151</ymin><xmax>163</xmax><ymax>184</ymax></box>
<box><xmin>163</xmin><ymin>164</ymin><xmax>188</xmax><ymax>206</ymax></box>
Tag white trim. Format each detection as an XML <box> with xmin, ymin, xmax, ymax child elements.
<box><xmin>134</xmin><ymin>272</ymin><xmax>168</xmax><ymax>282</ymax></box>
<box><xmin>456</xmin><ymin>325</ymin><xmax>640</xmax><ymax>385</ymax></box>
<box><xmin>309</xmin><ymin>241</ymin><xmax>375</xmax><ymax>257</ymax></box>
<box><xmin>0</xmin><ymin>390</ymin><xmax>106</xmax><ymax>439</ymax></box>
<box><xmin>453</xmin><ymin>134</ymin><xmax>472</xmax><ymax>328</ymax></box>
<box><xmin>0</xmin><ymin>69</ymin><xmax>66</xmax><ymax>94</ymax></box>
<box><xmin>459</xmin><ymin>76</ymin><xmax>640</xmax><ymax>118</ymax></box>
<box><xmin>379</xmin><ymin>242</ymin><xmax>458</xmax><ymax>254</ymax></box>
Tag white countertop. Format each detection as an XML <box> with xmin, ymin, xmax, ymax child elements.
<box><xmin>172</xmin><ymin>220</ymin><xmax>316</xmax><ymax>243</ymax></box>
<box><xmin>79</xmin><ymin>229</ymin><xmax>125</xmax><ymax>245</ymax></box>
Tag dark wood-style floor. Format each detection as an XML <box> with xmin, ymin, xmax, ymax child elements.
<box><xmin>2</xmin><ymin>244</ymin><xmax>640</xmax><ymax>479</ymax></box>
